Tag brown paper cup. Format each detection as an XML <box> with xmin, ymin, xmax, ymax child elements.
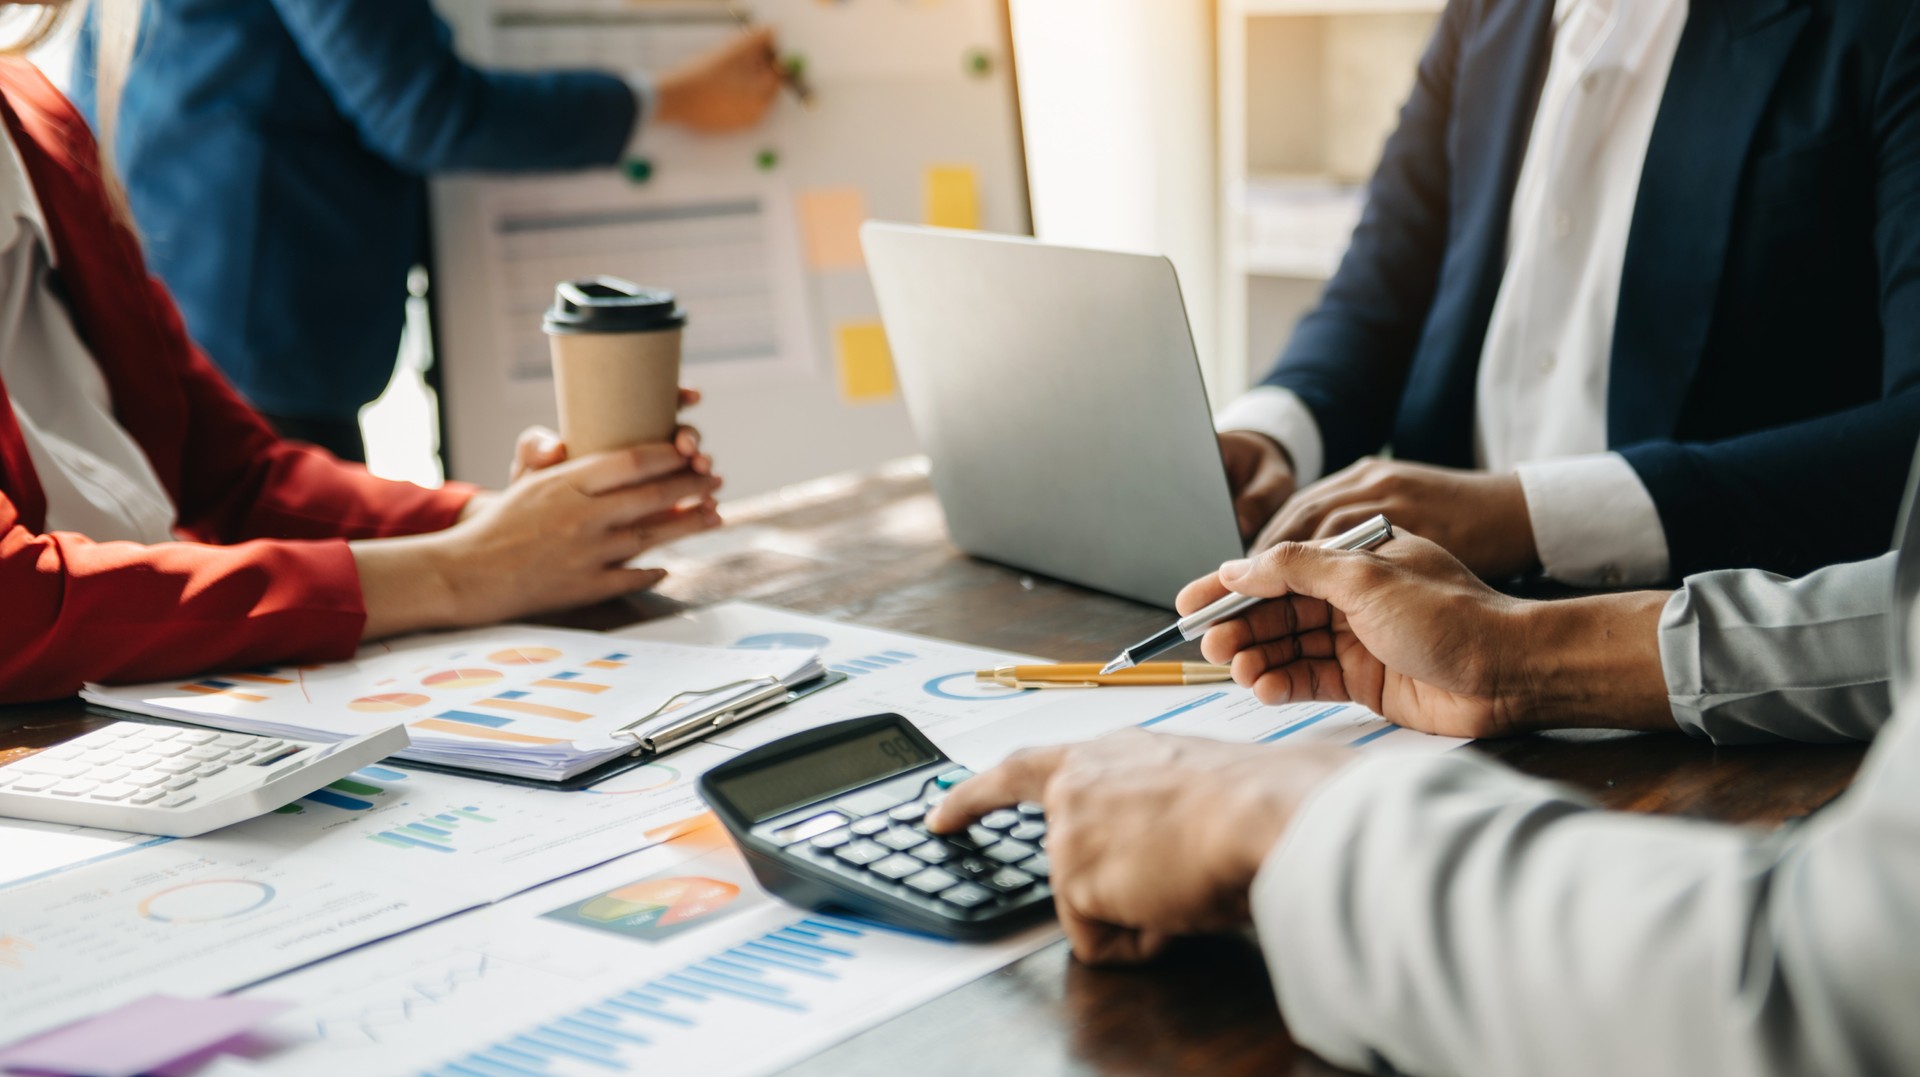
<box><xmin>548</xmin><ymin>327</ymin><xmax>683</xmax><ymax>454</ymax></box>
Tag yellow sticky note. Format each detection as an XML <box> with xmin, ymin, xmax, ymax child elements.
<box><xmin>836</xmin><ymin>323</ymin><xmax>897</xmax><ymax>403</ymax></box>
<box><xmin>797</xmin><ymin>187</ymin><xmax>868</xmax><ymax>270</ymax></box>
<box><xmin>924</xmin><ymin>165</ymin><xmax>980</xmax><ymax>230</ymax></box>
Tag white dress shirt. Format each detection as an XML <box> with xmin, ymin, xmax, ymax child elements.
<box><xmin>1219</xmin><ymin>0</ymin><xmax>1688</xmax><ymax>586</ymax></box>
<box><xmin>0</xmin><ymin>122</ymin><xmax>177</xmax><ymax>545</ymax></box>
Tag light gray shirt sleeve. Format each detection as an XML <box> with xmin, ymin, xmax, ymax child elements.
<box><xmin>1660</xmin><ymin>553</ymin><xmax>1895</xmax><ymax>744</ymax></box>
<box><xmin>1252</xmin><ymin>683</ymin><xmax>1920</xmax><ymax>1076</ymax></box>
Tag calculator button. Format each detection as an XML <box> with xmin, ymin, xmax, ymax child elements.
<box><xmin>184</xmin><ymin>747</ymin><xmax>228</xmax><ymax>762</ymax></box>
<box><xmin>197</xmin><ymin>763</ymin><xmax>229</xmax><ymax>777</ymax></box>
<box><xmin>980</xmin><ymin>809</ymin><xmax>1021</xmax><ymax>831</ymax></box>
<box><xmin>155</xmin><ymin>759</ymin><xmax>197</xmax><ymax>775</ymax></box>
<box><xmin>90</xmin><ymin>767</ymin><xmax>131</xmax><ymax>784</ymax></box>
<box><xmin>933</xmin><ymin>767</ymin><xmax>974</xmax><ymax>790</ymax></box>
<box><xmin>876</xmin><ymin>828</ymin><xmax>926</xmax><ymax>852</ymax></box>
<box><xmin>904</xmin><ymin>868</ymin><xmax>959</xmax><ymax>895</ymax></box>
<box><xmin>124</xmin><ymin>772</ymin><xmax>169</xmax><ymax>789</ymax></box>
<box><xmin>99</xmin><ymin>725</ymin><xmax>142</xmax><ymax>738</ymax></box>
<box><xmin>1017</xmin><ymin>801</ymin><xmax>1044</xmax><ymax>817</ymax></box>
<box><xmin>940</xmin><ymin>882</ymin><xmax>995</xmax><ymax>909</ymax></box>
<box><xmin>910</xmin><ymin>840</ymin><xmax>954</xmax><ymax>864</ymax></box>
<box><xmin>985</xmin><ymin>867</ymin><xmax>1036</xmax><ymax>893</ymax></box>
<box><xmin>869</xmin><ymin>854</ymin><xmax>924</xmax><ymax>881</ymax></box>
<box><xmin>118</xmin><ymin>754</ymin><xmax>161</xmax><ymax>770</ymax></box>
<box><xmin>8</xmin><ymin>773</ymin><xmax>56</xmax><ymax>792</ymax></box>
<box><xmin>810</xmin><ymin>829</ymin><xmax>852</xmax><ymax>850</ymax></box>
<box><xmin>17</xmin><ymin>759</ymin><xmax>85</xmax><ymax>779</ymax></box>
<box><xmin>146</xmin><ymin>743</ymin><xmax>191</xmax><ymax>758</ymax></box>
<box><xmin>129</xmin><ymin>789</ymin><xmax>166</xmax><ymax>805</ymax></box>
<box><xmin>954</xmin><ymin>857</ymin><xmax>996</xmax><ymax>879</ymax></box>
<box><xmin>174</xmin><ymin>730</ymin><xmax>219</xmax><ymax>745</ymax></box>
<box><xmin>253</xmin><ymin>739</ymin><xmax>286</xmax><ymax>752</ymax></box>
<box><xmin>37</xmin><ymin>745</ymin><xmax>82</xmax><ymax>760</ymax></box>
<box><xmin>849</xmin><ymin>815</ymin><xmax>890</xmax><ymax>837</ymax></box>
<box><xmin>836</xmin><ymin>787</ymin><xmax>908</xmax><ymax>817</ymax></box>
<box><xmin>161</xmin><ymin>793</ymin><xmax>197</xmax><ymax>808</ymax></box>
<box><xmin>78</xmin><ymin>750</ymin><xmax>120</xmax><ymax>767</ymax></box>
<box><xmin>142</xmin><ymin>728</ymin><xmax>184</xmax><ymax>742</ymax></box>
<box><xmin>986</xmin><ymin>840</ymin><xmax>1037</xmax><ymax>864</ymax></box>
<box><xmin>50</xmin><ymin>779</ymin><xmax>98</xmax><ymax>797</ymax></box>
<box><xmin>1008</xmin><ymin>820</ymin><xmax>1047</xmax><ymax>844</ymax></box>
<box><xmin>1019</xmin><ymin>854</ymin><xmax>1051</xmax><ymax>878</ymax></box>
<box><xmin>213</xmin><ymin>734</ymin><xmax>253</xmax><ymax>748</ymax></box>
<box><xmin>89</xmin><ymin>784</ymin><xmax>137</xmax><ymax>801</ymax></box>
<box><xmin>165</xmin><ymin>776</ymin><xmax>198</xmax><ymax>791</ymax></box>
<box><xmin>834</xmin><ymin>841</ymin><xmax>889</xmax><ymax>867</ymax></box>
<box><xmin>888</xmin><ymin>802</ymin><xmax>928</xmax><ymax>823</ymax></box>
<box><xmin>965</xmin><ymin>825</ymin><xmax>1000</xmax><ymax>848</ymax></box>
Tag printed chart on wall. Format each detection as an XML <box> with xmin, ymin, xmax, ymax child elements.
<box><xmin>431</xmin><ymin>0</ymin><xmax>1030</xmax><ymax>491</ymax></box>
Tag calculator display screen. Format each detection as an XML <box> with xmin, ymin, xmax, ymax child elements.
<box><xmin>714</xmin><ymin>726</ymin><xmax>937</xmax><ymax>822</ymax></box>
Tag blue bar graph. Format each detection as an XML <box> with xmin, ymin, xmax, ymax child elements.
<box><xmin>428</xmin><ymin>915</ymin><xmax>871</xmax><ymax>1073</ymax></box>
<box><xmin>1258</xmin><ymin>705</ymin><xmax>1347</xmax><ymax>742</ymax></box>
<box><xmin>1138</xmin><ymin>691</ymin><xmax>1229</xmax><ymax>728</ymax></box>
<box><xmin>1349</xmin><ymin>725</ymin><xmax>1397</xmax><ymax>748</ymax></box>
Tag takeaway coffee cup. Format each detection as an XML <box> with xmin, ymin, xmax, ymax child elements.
<box><xmin>543</xmin><ymin>277</ymin><xmax>688</xmax><ymax>454</ymax></box>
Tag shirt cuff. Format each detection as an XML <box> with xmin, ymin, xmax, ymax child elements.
<box><xmin>1515</xmin><ymin>452</ymin><xmax>1671</xmax><ymax>587</ymax></box>
<box><xmin>1214</xmin><ymin>386</ymin><xmax>1327</xmax><ymax>486</ymax></box>
<box><xmin>623</xmin><ymin>72</ymin><xmax>657</xmax><ymax>159</ymax></box>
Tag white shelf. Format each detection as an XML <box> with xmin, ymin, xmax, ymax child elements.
<box><xmin>1239</xmin><ymin>0</ymin><xmax>1443</xmax><ymax>16</ymax></box>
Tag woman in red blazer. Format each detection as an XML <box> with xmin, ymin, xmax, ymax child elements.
<box><xmin>0</xmin><ymin>50</ymin><xmax>721</xmax><ymax>702</ymax></box>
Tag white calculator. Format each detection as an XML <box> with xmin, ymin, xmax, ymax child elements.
<box><xmin>0</xmin><ymin>712</ymin><xmax>409</xmax><ymax>837</ymax></box>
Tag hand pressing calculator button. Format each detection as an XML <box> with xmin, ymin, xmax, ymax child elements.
<box><xmin>701</xmin><ymin>713</ymin><xmax>1053</xmax><ymax>940</ymax></box>
<box><xmin>0</xmin><ymin>713</ymin><xmax>409</xmax><ymax>837</ymax></box>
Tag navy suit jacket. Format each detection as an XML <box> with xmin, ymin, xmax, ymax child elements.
<box><xmin>72</xmin><ymin>0</ymin><xmax>638</xmax><ymax>421</ymax></box>
<box><xmin>1262</xmin><ymin>0</ymin><xmax>1920</xmax><ymax>580</ymax></box>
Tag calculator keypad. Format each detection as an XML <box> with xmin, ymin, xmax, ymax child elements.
<box><xmin>791</xmin><ymin>778</ymin><xmax>1050</xmax><ymax>920</ymax></box>
<box><xmin>0</xmin><ymin>723</ymin><xmax>300</xmax><ymax>811</ymax></box>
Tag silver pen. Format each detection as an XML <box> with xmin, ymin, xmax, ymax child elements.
<box><xmin>1100</xmin><ymin>514</ymin><xmax>1395</xmax><ymax>674</ymax></box>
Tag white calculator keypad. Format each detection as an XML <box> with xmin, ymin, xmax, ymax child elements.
<box><xmin>0</xmin><ymin>722</ymin><xmax>297</xmax><ymax>811</ymax></box>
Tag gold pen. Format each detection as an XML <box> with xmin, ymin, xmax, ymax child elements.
<box><xmin>974</xmin><ymin>662</ymin><xmax>1232</xmax><ymax>689</ymax></box>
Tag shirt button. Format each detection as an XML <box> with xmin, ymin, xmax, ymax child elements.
<box><xmin>1538</xmin><ymin>352</ymin><xmax>1557</xmax><ymax>374</ymax></box>
<box><xmin>1553</xmin><ymin>210</ymin><xmax>1573</xmax><ymax>238</ymax></box>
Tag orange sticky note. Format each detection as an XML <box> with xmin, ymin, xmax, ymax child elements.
<box><xmin>836</xmin><ymin>323</ymin><xmax>896</xmax><ymax>402</ymax></box>
<box><xmin>797</xmin><ymin>187</ymin><xmax>868</xmax><ymax>270</ymax></box>
<box><xmin>924</xmin><ymin>165</ymin><xmax>980</xmax><ymax>230</ymax></box>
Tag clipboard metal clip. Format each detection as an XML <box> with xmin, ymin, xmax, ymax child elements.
<box><xmin>614</xmin><ymin>672</ymin><xmax>842</xmax><ymax>756</ymax></box>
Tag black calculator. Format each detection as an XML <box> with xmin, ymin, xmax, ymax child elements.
<box><xmin>698</xmin><ymin>713</ymin><xmax>1052</xmax><ymax>940</ymax></box>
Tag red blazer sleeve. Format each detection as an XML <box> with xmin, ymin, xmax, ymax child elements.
<box><xmin>0</xmin><ymin>59</ymin><xmax>481</xmax><ymax>702</ymax></box>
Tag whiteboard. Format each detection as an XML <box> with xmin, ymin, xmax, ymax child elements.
<box><xmin>429</xmin><ymin>0</ymin><xmax>1030</xmax><ymax>495</ymax></box>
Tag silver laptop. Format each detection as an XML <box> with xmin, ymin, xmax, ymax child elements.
<box><xmin>862</xmin><ymin>223</ymin><xmax>1245</xmax><ymax>609</ymax></box>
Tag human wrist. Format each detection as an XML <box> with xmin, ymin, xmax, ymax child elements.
<box><xmin>1514</xmin><ymin>591</ymin><xmax>1675</xmax><ymax>731</ymax></box>
<box><xmin>1213</xmin><ymin>746</ymin><xmax>1351</xmax><ymax>896</ymax></box>
<box><xmin>351</xmin><ymin>532</ymin><xmax>465</xmax><ymax>640</ymax></box>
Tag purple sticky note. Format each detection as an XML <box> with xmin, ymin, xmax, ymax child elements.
<box><xmin>0</xmin><ymin>995</ymin><xmax>290</xmax><ymax>1077</ymax></box>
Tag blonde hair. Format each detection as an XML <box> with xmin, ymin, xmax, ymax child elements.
<box><xmin>2</xmin><ymin>1</ymin><xmax>141</xmax><ymax>215</ymax></box>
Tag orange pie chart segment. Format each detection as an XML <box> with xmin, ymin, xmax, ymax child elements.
<box><xmin>487</xmin><ymin>646</ymin><xmax>564</xmax><ymax>666</ymax></box>
<box><xmin>348</xmin><ymin>692</ymin><xmax>431</xmax><ymax>713</ymax></box>
<box><xmin>421</xmin><ymin>668</ymin><xmax>503</xmax><ymax>690</ymax></box>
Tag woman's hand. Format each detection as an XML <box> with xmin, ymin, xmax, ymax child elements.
<box><xmin>356</xmin><ymin>405</ymin><xmax>722</xmax><ymax>637</ymax></box>
<box><xmin>1175</xmin><ymin>533</ymin><xmax>1675</xmax><ymax>737</ymax></box>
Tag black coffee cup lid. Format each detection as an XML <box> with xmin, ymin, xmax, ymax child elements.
<box><xmin>543</xmin><ymin>277</ymin><xmax>687</xmax><ymax>334</ymax></box>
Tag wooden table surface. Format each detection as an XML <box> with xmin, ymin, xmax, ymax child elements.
<box><xmin>5</xmin><ymin>461</ymin><xmax>1868</xmax><ymax>1076</ymax></box>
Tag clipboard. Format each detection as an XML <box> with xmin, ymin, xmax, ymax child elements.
<box><xmin>396</xmin><ymin>670</ymin><xmax>849</xmax><ymax>791</ymax></box>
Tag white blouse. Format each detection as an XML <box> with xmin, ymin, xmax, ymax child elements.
<box><xmin>0</xmin><ymin>120</ymin><xmax>176</xmax><ymax>544</ymax></box>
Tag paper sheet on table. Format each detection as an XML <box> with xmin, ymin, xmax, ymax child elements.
<box><xmin>220</xmin><ymin>828</ymin><xmax>1058</xmax><ymax>1076</ymax></box>
<box><xmin>81</xmin><ymin>628</ymin><xmax>820</xmax><ymax>780</ymax></box>
<box><xmin>0</xmin><ymin>995</ymin><xmax>289</xmax><ymax>1077</ymax></box>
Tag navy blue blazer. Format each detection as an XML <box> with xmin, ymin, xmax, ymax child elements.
<box><xmin>1261</xmin><ymin>0</ymin><xmax>1920</xmax><ymax>580</ymax></box>
<box><xmin>73</xmin><ymin>0</ymin><xmax>638</xmax><ymax>422</ymax></box>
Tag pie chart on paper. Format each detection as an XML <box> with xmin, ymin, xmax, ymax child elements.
<box><xmin>348</xmin><ymin>692</ymin><xmax>431</xmax><ymax>713</ymax></box>
<box><xmin>487</xmin><ymin>646</ymin><xmax>564</xmax><ymax>665</ymax></box>
<box><xmin>422</xmin><ymin>669</ymin><xmax>503</xmax><ymax>690</ymax></box>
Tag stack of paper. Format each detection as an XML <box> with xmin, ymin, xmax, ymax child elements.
<box><xmin>82</xmin><ymin>627</ymin><xmax>822</xmax><ymax>781</ymax></box>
